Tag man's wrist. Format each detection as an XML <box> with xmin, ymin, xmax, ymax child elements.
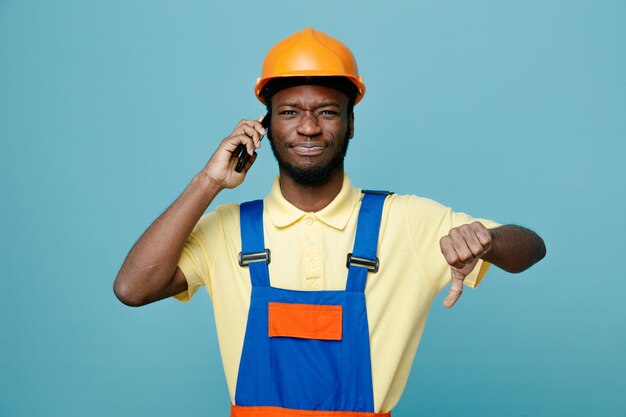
<box><xmin>192</xmin><ymin>171</ymin><xmax>223</xmax><ymax>200</ymax></box>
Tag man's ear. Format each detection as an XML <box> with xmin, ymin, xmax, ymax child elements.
<box><xmin>347</xmin><ymin>112</ymin><xmax>354</xmax><ymax>139</ymax></box>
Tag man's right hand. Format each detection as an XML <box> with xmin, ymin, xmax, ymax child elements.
<box><xmin>200</xmin><ymin>116</ymin><xmax>266</xmax><ymax>190</ymax></box>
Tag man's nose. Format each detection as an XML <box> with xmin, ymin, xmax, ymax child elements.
<box><xmin>296</xmin><ymin>112</ymin><xmax>322</xmax><ymax>137</ymax></box>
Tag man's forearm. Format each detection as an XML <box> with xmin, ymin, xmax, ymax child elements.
<box><xmin>482</xmin><ymin>225</ymin><xmax>546</xmax><ymax>273</ymax></box>
<box><xmin>113</xmin><ymin>173</ymin><xmax>220</xmax><ymax>305</ymax></box>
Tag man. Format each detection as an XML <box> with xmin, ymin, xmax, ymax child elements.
<box><xmin>114</xmin><ymin>27</ymin><xmax>546</xmax><ymax>417</ymax></box>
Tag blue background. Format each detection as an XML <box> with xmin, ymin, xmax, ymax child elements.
<box><xmin>1</xmin><ymin>1</ymin><xmax>625</xmax><ymax>416</ymax></box>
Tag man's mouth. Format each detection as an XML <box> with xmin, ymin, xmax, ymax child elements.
<box><xmin>291</xmin><ymin>143</ymin><xmax>326</xmax><ymax>157</ymax></box>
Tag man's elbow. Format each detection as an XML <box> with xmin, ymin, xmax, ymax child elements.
<box><xmin>508</xmin><ymin>235</ymin><xmax>547</xmax><ymax>274</ymax></box>
<box><xmin>536</xmin><ymin>236</ymin><xmax>547</xmax><ymax>263</ymax></box>
<box><xmin>113</xmin><ymin>275</ymin><xmax>148</xmax><ymax>307</ymax></box>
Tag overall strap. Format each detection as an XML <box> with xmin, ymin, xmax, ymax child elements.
<box><xmin>346</xmin><ymin>191</ymin><xmax>390</xmax><ymax>292</ymax></box>
<box><xmin>239</xmin><ymin>200</ymin><xmax>271</xmax><ymax>287</ymax></box>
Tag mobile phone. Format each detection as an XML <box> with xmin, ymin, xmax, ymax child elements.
<box><xmin>234</xmin><ymin>113</ymin><xmax>269</xmax><ymax>173</ymax></box>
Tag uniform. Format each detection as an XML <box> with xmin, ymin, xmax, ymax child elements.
<box><xmin>175</xmin><ymin>175</ymin><xmax>500</xmax><ymax>414</ymax></box>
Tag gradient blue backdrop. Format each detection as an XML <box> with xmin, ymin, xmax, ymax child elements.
<box><xmin>1</xmin><ymin>1</ymin><xmax>625</xmax><ymax>416</ymax></box>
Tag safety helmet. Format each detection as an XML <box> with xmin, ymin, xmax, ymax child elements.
<box><xmin>255</xmin><ymin>27</ymin><xmax>365</xmax><ymax>105</ymax></box>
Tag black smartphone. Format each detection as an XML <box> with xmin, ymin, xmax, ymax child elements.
<box><xmin>234</xmin><ymin>113</ymin><xmax>269</xmax><ymax>173</ymax></box>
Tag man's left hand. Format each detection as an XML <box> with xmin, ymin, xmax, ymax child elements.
<box><xmin>439</xmin><ymin>222</ymin><xmax>492</xmax><ymax>308</ymax></box>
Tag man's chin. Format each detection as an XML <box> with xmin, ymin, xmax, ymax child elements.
<box><xmin>280</xmin><ymin>163</ymin><xmax>342</xmax><ymax>186</ymax></box>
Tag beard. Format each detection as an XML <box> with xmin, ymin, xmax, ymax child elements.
<box><xmin>267</xmin><ymin>130</ymin><xmax>350</xmax><ymax>186</ymax></box>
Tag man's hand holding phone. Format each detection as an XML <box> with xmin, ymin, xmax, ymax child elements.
<box><xmin>200</xmin><ymin>115</ymin><xmax>267</xmax><ymax>190</ymax></box>
<box><xmin>235</xmin><ymin>113</ymin><xmax>269</xmax><ymax>173</ymax></box>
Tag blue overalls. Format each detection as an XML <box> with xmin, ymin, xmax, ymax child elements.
<box><xmin>231</xmin><ymin>191</ymin><xmax>391</xmax><ymax>417</ymax></box>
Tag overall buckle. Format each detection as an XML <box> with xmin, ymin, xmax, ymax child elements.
<box><xmin>238</xmin><ymin>249</ymin><xmax>271</xmax><ymax>267</ymax></box>
<box><xmin>346</xmin><ymin>253</ymin><xmax>379</xmax><ymax>273</ymax></box>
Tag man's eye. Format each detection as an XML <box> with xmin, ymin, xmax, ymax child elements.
<box><xmin>281</xmin><ymin>110</ymin><xmax>297</xmax><ymax>115</ymax></box>
<box><xmin>320</xmin><ymin>110</ymin><xmax>338</xmax><ymax>115</ymax></box>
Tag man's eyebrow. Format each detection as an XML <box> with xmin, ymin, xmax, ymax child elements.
<box><xmin>279</xmin><ymin>101</ymin><xmax>342</xmax><ymax>109</ymax></box>
<box><xmin>317</xmin><ymin>101</ymin><xmax>341</xmax><ymax>108</ymax></box>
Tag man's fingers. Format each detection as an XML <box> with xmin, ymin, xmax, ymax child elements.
<box><xmin>448</xmin><ymin>227</ymin><xmax>478</xmax><ymax>261</ymax></box>
<box><xmin>243</xmin><ymin>126</ymin><xmax>262</xmax><ymax>148</ymax></box>
<box><xmin>242</xmin><ymin>124</ymin><xmax>265</xmax><ymax>148</ymax></box>
<box><xmin>232</xmin><ymin>125</ymin><xmax>260</xmax><ymax>146</ymax></box>
<box><xmin>461</xmin><ymin>227</ymin><xmax>487</xmax><ymax>258</ymax></box>
<box><xmin>244</xmin><ymin>135</ymin><xmax>256</xmax><ymax>156</ymax></box>
<box><xmin>475</xmin><ymin>224</ymin><xmax>492</xmax><ymax>252</ymax></box>
<box><xmin>221</xmin><ymin>134</ymin><xmax>256</xmax><ymax>157</ymax></box>
<box><xmin>439</xmin><ymin>237</ymin><xmax>465</xmax><ymax>269</ymax></box>
<box><xmin>443</xmin><ymin>276</ymin><xmax>464</xmax><ymax>308</ymax></box>
<box><xmin>236</xmin><ymin>119</ymin><xmax>266</xmax><ymax>139</ymax></box>
<box><xmin>468</xmin><ymin>222</ymin><xmax>492</xmax><ymax>254</ymax></box>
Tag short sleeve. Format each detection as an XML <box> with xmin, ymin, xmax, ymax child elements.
<box><xmin>172</xmin><ymin>211</ymin><xmax>223</xmax><ymax>302</ymax></box>
<box><xmin>405</xmin><ymin>196</ymin><xmax>501</xmax><ymax>292</ymax></box>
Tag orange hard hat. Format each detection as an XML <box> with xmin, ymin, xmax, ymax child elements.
<box><xmin>255</xmin><ymin>27</ymin><xmax>365</xmax><ymax>105</ymax></box>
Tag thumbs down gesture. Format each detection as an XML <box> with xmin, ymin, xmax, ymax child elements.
<box><xmin>439</xmin><ymin>222</ymin><xmax>492</xmax><ymax>308</ymax></box>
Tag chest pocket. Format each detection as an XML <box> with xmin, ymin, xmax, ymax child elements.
<box><xmin>269</xmin><ymin>302</ymin><xmax>342</xmax><ymax>340</ymax></box>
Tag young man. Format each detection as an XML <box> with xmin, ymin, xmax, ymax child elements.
<box><xmin>114</xmin><ymin>27</ymin><xmax>546</xmax><ymax>417</ymax></box>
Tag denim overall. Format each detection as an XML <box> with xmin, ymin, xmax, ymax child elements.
<box><xmin>232</xmin><ymin>191</ymin><xmax>391</xmax><ymax>417</ymax></box>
